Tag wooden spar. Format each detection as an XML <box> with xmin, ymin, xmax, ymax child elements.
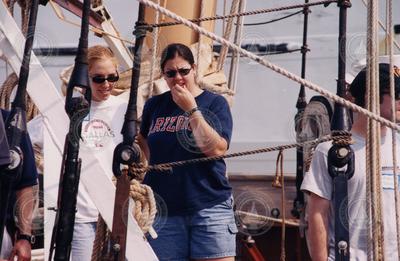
<box><xmin>48</xmin><ymin>0</ymin><xmax>104</xmax><ymax>29</ymax></box>
<box><xmin>46</xmin><ymin>0</ymin><xmax>133</xmax><ymax>69</ymax></box>
<box><xmin>144</xmin><ymin>0</ymin><xmax>217</xmax><ymax>51</ymax></box>
<box><xmin>0</xmin><ymin>2</ymin><xmax>157</xmax><ymax>260</ymax></box>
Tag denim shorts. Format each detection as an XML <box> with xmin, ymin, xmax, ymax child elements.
<box><xmin>148</xmin><ymin>197</ymin><xmax>238</xmax><ymax>260</ymax></box>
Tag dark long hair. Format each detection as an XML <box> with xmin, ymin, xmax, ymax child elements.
<box><xmin>160</xmin><ymin>43</ymin><xmax>195</xmax><ymax>71</ymax></box>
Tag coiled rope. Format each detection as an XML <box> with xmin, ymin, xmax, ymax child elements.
<box><xmin>91</xmin><ymin>169</ymin><xmax>157</xmax><ymax>260</ymax></box>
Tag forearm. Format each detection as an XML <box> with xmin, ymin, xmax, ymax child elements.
<box><xmin>137</xmin><ymin>133</ymin><xmax>150</xmax><ymax>161</ymax></box>
<box><xmin>15</xmin><ymin>186</ymin><xmax>36</xmax><ymax>235</ymax></box>
<box><xmin>307</xmin><ymin>213</ymin><xmax>329</xmax><ymax>260</ymax></box>
<box><xmin>188</xmin><ymin>111</ymin><xmax>227</xmax><ymax>157</ymax></box>
<box><xmin>306</xmin><ymin>194</ymin><xmax>330</xmax><ymax>261</ymax></box>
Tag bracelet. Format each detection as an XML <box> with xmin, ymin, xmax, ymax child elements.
<box><xmin>185</xmin><ymin>107</ymin><xmax>200</xmax><ymax>117</ymax></box>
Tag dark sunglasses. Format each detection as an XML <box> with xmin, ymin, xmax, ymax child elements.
<box><xmin>91</xmin><ymin>74</ymin><xmax>119</xmax><ymax>84</ymax></box>
<box><xmin>164</xmin><ymin>68</ymin><xmax>191</xmax><ymax>78</ymax></box>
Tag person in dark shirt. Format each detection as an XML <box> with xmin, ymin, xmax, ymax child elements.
<box><xmin>138</xmin><ymin>43</ymin><xmax>236</xmax><ymax>261</ymax></box>
<box><xmin>0</xmin><ymin>109</ymin><xmax>38</xmax><ymax>261</ymax></box>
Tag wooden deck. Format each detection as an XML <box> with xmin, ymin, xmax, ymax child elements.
<box><xmin>229</xmin><ymin>175</ymin><xmax>311</xmax><ymax>261</ymax></box>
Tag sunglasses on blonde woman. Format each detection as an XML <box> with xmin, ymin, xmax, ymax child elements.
<box><xmin>91</xmin><ymin>74</ymin><xmax>119</xmax><ymax>84</ymax></box>
<box><xmin>164</xmin><ymin>68</ymin><xmax>191</xmax><ymax>78</ymax></box>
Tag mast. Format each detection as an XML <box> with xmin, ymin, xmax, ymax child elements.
<box><xmin>328</xmin><ymin>0</ymin><xmax>354</xmax><ymax>260</ymax></box>
<box><xmin>49</xmin><ymin>0</ymin><xmax>92</xmax><ymax>259</ymax></box>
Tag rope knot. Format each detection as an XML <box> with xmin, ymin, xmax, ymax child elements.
<box><xmin>331</xmin><ymin>130</ymin><xmax>354</xmax><ymax>146</ymax></box>
<box><xmin>129</xmin><ymin>162</ymin><xmax>147</xmax><ymax>182</ymax></box>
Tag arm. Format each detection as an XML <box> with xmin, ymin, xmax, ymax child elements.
<box><xmin>9</xmin><ymin>186</ymin><xmax>36</xmax><ymax>261</ymax></box>
<box><xmin>187</xmin><ymin>110</ymin><xmax>228</xmax><ymax>157</ymax></box>
<box><xmin>170</xmin><ymin>84</ymin><xmax>229</xmax><ymax>157</ymax></box>
<box><xmin>137</xmin><ymin>133</ymin><xmax>150</xmax><ymax>161</ymax></box>
<box><xmin>306</xmin><ymin>192</ymin><xmax>330</xmax><ymax>261</ymax></box>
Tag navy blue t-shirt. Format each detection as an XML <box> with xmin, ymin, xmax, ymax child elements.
<box><xmin>140</xmin><ymin>90</ymin><xmax>233</xmax><ymax>215</ymax></box>
<box><xmin>1</xmin><ymin>110</ymin><xmax>38</xmax><ymax>226</ymax></box>
<box><xmin>1</xmin><ymin>110</ymin><xmax>38</xmax><ymax>189</ymax></box>
<box><xmin>0</xmin><ymin>112</ymin><xmax>11</xmax><ymax>166</ymax></box>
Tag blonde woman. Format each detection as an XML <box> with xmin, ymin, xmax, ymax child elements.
<box><xmin>71</xmin><ymin>45</ymin><xmax>127</xmax><ymax>261</ymax></box>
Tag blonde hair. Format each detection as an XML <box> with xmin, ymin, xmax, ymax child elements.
<box><xmin>88</xmin><ymin>45</ymin><xmax>118</xmax><ymax>71</ymax></box>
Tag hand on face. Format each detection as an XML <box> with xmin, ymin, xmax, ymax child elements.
<box><xmin>163</xmin><ymin>56</ymin><xmax>200</xmax><ymax>112</ymax></box>
<box><xmin>170</xmin><ymin>84</ymin><xmax>197</xmax><ymax>112</ymax></box>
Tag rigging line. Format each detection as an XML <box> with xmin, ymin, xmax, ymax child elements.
<box><xmin>243</xmin><ymin>10</ymin><xmax>303</xmax><ymax>26</ymax></box>
<box><xmin>48</xmin><ymin>0</ymin><xmax>135</xmax><ymax>45</ymax></box>
<box><xmin>366</xmin><ymin>0</ymin><xmax>384</xmax><ymax>258</ymax></box>
<box><xmin>196</xmin><ymin>0</ymin><xmax>205</xmax><ymax>78</ymax></box>
<box><xmin>147</xmin><ymin>0</ymin><xmax>160</xmax><ymax>99</ymax></box>
<box><xmin>137</xmin><ymin>132</ymin><xmax>352</xmax><ymax>172</ymax></box>
<box><xmin>149</xmin><ymin>0</ymin><xmax>337</xmax><ymax>28</ymax></box>
<box><xmin>217</xmin><ymin>0</ymin><xmax>240</xmax><ymax>71</ymax></box>
<box><xmin>137</xmin><ymin>0</ymin><xmax>400</xmax><ymax>133</ymax></box>
<box><xmin>360</xmin><ymin>0</ymin><xmax>400</xmax><ymax>51</ymax></box>
<box><xmin>236</xmin><ymin>210</ymin><xmax>299</xmax><ymax>227</ymax></box>
<box><xmin>387</xmin><ymin>0</ymin><xmax>400</xmax><ymax>258</ymax></box>
<box><xmin>228</xmin><ymin>0</ymin><xmax>246</xmax><ymax>93</ymax></box>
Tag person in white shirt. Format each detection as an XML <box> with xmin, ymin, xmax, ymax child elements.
<box><xmin>301</xmin><ymin>63</ymin><xmax>400</xmax><ymax>260</ymax></box>
<box><xmin>70</xmin><ymin>45</ymin><xmax>127</xmax><ymax>261</ymax></box>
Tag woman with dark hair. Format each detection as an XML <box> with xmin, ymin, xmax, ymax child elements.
<box><xmin>138</xmin><ymin>43</ymin><xmax>236</xmax><ymax>261</ymax></box>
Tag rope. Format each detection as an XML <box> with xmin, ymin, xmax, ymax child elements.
<box><xmin>235</xmin><ymin>210</ymin><xmax>299</xmax><ymax>227</ymax></box>
<box><xmin>149</xmin><ymin>0</ymin><xmax>337</xmax><ymax>28</ymax></box>
<box><xmin>222</xmin><ymin>0</ymin><xmax>227</xmax><ymax>36</ymax></box>
<box><xmin>133</xmin><ymin>132</ymin><xmax>352</xmax><ymax>173</ymax></box>
<box><xmin>0</xmin><ymin>73</ymin><xmax>18</xmax><ymax>109</ymax></box>
<box><xmin>196</xmin><ymin>0</ymin><xmax>205</xmax><ymax>79</ymax></box>
<box><xmin>217</xmin><ymin>0</ymin><xmax>240</xmax><ymax>71</ymax></box>
<box><xmin>278</xmin><ymin>151</ymin><xmax>286</xmax><ymax>261</ymax></box>
<box><xmin>147</xmin><ymin>0</ymin><xmax>160</xmax><ymax>99</ymax></box>
<box><xmin>137</xmin><ymin>0</ymin><xmax>400</xmax><ymax>133</ymax></box>
<box><xmin>129</xmin><ymin>179</ymin><xmax>157</xmax><ymax>234</ymax></box>
<box><xmin>0</xmin><ymin>73</ymin><xmax>39</xmax><ymax>121</ymax></box>
<box><xmin>243</xmin><ymin>10</ymin><xmax>303</xmax><ymax>26</ymax></box>
<box><xmin>5</xmin><ymin>0</ymin><xmax>17</xmax><ymax>15</ymax></box>
<box><xmin>360</xmin><ymin>0</ymin><xmax>400</xmax><ymax>51</ymax></box>
<box><xmin>198</xmin><ymin>78</ymin><xmax>235</xmax><ymax>96</ymax></box>
<box><xmin>33</xmin><ymin>144</ymin><xmax>44</xmax><ymax>174</ymax></box>
<box><xmin>387</xmin><ymin>0</ymin><xmax>400</xmax><ymax>258</ymax></box>
<box><xmin>110</xmin><ymin>170</ymin><xmax>157</xmax><ymax>234</ymax></box>
<box><xmin>91</xmin><ymin>171</ymin><xmax>157</xmax><ymax>258</ymax></box>
<box><xmin>366</xmin><ymin>0</ymin><xmax>385</xmax><ymax>259</ymax></box>
<box><xmin>91</xmin><ymin>216</ymin><xmax>110</xmax><ymax>261</ymax></box>
<box><xmin>228</xmin><ymin>0</ymin><xmax>246</xmax><ymax>92</ymax></box>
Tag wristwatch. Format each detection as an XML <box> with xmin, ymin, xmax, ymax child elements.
<box><xmin>16</xmin><ymin>234</ymin><xmax>35</xmax><ymax>245</ymax></box>
<box><xmin>185</xmin><ymin>107</ymin><xmax>200</xmax><ymax>117</ymax></box>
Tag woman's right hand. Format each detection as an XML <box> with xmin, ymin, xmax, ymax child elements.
<box><xmin>170</xmin><ymin>84</ymin><xmax>197</xmax><ymax>112</ymax></box>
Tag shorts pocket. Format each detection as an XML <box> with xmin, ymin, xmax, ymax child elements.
<box><xmin>228</xmin><ymin>223</ymin><xmax>238</xmax><ymax>234</ymax></box>
<box><xmin>221</xmin><ymin>196</ymin><xmax>234</xmax><ymax>209</ymax></box>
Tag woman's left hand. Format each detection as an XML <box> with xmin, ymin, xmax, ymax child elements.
<box><xmin>170</xmin><ymin>84</ymin><xmax>197</xmax><ymax>112</ymax></box>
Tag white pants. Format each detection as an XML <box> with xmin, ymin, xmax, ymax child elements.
<box><xmin>71</xmin><ymin>222</ymin><xmax>97</xmax><ymax>261</ymax></box>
